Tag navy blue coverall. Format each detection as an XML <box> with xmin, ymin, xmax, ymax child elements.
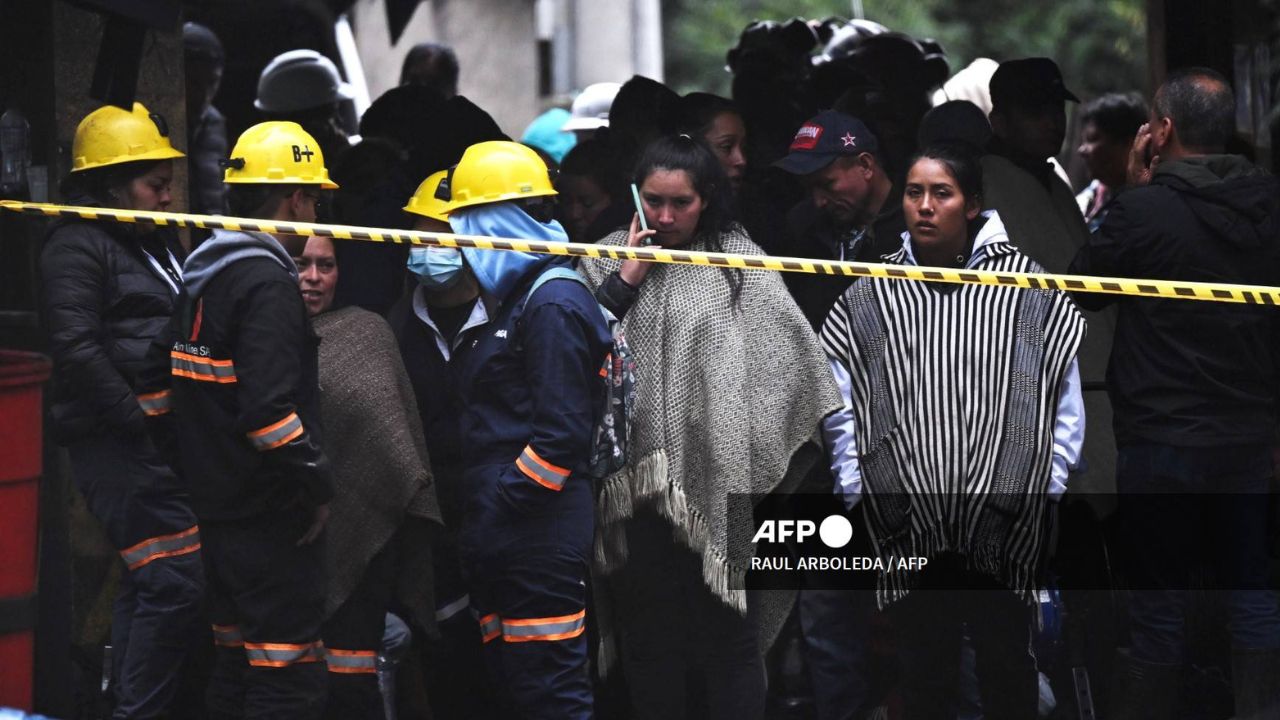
<box><xmin>452</xmin><ymin>264</ymin><xmax>611</xmax><ymax>719</ymax></box>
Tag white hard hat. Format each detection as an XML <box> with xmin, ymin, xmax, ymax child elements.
<box><xmin>254</xmin><ymin>49</ymin><xmax>355</xmax><ymax>114</ymax></box>
<box><xmin>561</xmin><ymin>82</ymin><xmax>621</xmax><ymax>131</ymax></box>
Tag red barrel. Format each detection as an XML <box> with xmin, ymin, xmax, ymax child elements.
<box><xmin>0</xmin><ymin>350</ymin><xmax>51</xmax><ymax>710</ymax></box>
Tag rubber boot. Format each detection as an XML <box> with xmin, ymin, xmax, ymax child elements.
<box><xmin>1230</xmin><ymin>647</ymin><xmax>1280</xmax><ymax>720</ymax></box>
<box><xmin>1109</xmin><ymin>649</ymin><xmax>1179</xmax><ymax>720</ymax></box>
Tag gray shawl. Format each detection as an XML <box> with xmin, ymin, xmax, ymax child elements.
<box><xmin>579</xmin><ymin>227</ymin><xmax>841</xmax><ymax>614</ymax></box>
<box><xmin>313</xmin><ymin>306</ymin><xmax>443</xmax><ymax>621</ymax></box>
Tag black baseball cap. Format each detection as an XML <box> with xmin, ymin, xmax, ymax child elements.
<box><xmin>989</xmin><ymin>58</ymin><xmax>1080</xmax><ymax>110</ymax></box>
<box><xmin>773</xmin><ymin>110</ymin><xmax>880</xmax><ymax>175</ymax></box>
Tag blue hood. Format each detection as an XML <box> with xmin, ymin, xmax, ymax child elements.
<box><xmin>449</xmin><ymin>202</ymin><xmax>568</xmax><ymax>302</ymax></box>
<box><xmin>520</xmin><ymin>108</ymin><xmax>577</xmax><ymax>163</ymax></box>
<box><xmin>182</xmin><ymin>228</ymin><xmax>296</xmax><ymax>299</ymax></box>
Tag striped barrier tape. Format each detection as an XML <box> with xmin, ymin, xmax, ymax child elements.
<box><xmin>4</xmin><ymin>199</ymin><xmax>1280</xmax><ymax>305</ymax></box>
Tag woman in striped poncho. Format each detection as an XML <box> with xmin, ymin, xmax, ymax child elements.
<box><xmin>820</xmin><ymin>142</ymin><xmax>1086</xmax><ymax>718</ymax></box>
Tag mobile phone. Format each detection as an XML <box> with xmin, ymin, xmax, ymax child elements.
<box><xmin>630</xmin><ymin>183</ymin><xmax>650</xmax><ymax>237</ymax></box>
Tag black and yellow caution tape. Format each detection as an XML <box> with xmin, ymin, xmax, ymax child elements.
<box><xmin>4</xmin><ymin>199</ymin><xmax>1280</xmax><ymax>306</ymax></box>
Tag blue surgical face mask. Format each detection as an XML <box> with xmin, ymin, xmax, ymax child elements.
<box><xmin>407</xmin><ymin>246</ymin><xmax>465</xmax><ymax>290</ymax></box>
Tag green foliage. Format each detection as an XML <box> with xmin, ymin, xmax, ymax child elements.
<box><xmin>662</xmin><ymin>0</ymin><xmax>1148</xmax><ymax>101</ymax></box>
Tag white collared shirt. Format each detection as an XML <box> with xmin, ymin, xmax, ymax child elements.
<box><xmin>411</xmin><ymin>286</ymin><xmax>492</xmax><ymax>361</ymax></box>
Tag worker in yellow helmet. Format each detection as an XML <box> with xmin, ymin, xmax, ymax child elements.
<box><xmin>437</xmin><ymin>141</ymin><xmax>611</xmax><ymax>718</ymax></box>
<box><xmin>41</xmin><ymin>102</ymin><xmax>203</xmax><ymax>719</ymax></box>
<box><xmin>401</xmin><ymin>169</ymin><xmax>482</xmax><ymax>319</ymax></box>
<box><xmin>136</xmin><ymin>120</ymin><xmax>336</xmax><ymax>718</ymax></box>
<box><xmin>388</xmin><ymin>170</ymin><xmax>496</xmax><ymax>716</ymax></box>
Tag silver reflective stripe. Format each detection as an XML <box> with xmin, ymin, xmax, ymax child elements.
<box><xmin>247</xmin><ymin>412</ymin><xmax>304</xmax><ymax>451</ymax></box>
<box><xmin>435</xmin><ymin>594</ymin><xmax>471</xmax><ymax>622</ymax></box>
<box><xmin>501</xmin><ymin>611</ymin><xmax>586</xmax><ymax>641</ymax></box>
<box><xmin>119</xmin><ymin>526</ymin><xmax>201</xmax><ymax>570</ymax></box>
<box><xmin>325</xmin><ymin>650</ymin><xmax>377</xmax><ymax>673</ymax></box>
<box><xmin>170</xmin><ymin>352</ymin><xmax>238</xmax><ymax>382</ymax></box>
<box><xmin>515</xmin><ymin>446</ymin><xmax>568</xmax><ymax>491</ymax></box>
<box><xmin>245</xmin><ymin>642</ymin><xmax>323</xmax><ymax>667</ymax></box>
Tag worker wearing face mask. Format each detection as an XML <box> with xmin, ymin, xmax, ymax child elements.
<box><xmin>425</xmin><ymin>142</ymin><xmax>608</xmax><ymax>719</ymax></box>
<box><xmin>387</xmin><ymin>170</ymin><xmax>497</xmax><ymax>719</ymax></box>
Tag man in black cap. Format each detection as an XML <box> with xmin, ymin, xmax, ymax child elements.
<box><xmin>989</xmin><ymin>58</ymin><xmax>1078</xmax><ymax>171</ymax></box>
<box><xmin>984</xmin><ymin>58</ymin><xmax>1120</xmax><ymax>717</ymax></box>
<box><xmin>774</xmin><ymin>109</ymin><xmax>904</xmax><ymax>328</ymax></box>
<box><xmin>771</xmin><ymin>108</ymin><xmax>895</xmax><ymax>720</ymax></box>
<box><xmin>984</xmin><ymin>56</ymin><xmax>1118</xmax><ymax>510</ymax></box>
<box><xmin>984</xmin><ymin>57</ymin><xmax>1087</xmax><ymax>270</ymax></box>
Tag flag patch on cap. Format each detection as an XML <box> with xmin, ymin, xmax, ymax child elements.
<box><xmin>790</xmin><ymin>123</ymin><xmax>824</xmax><ymax>151</ymax></box>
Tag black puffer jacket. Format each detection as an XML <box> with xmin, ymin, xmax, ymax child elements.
<box><xmin>40</xmin><ymin>214</ymin><xmax>184</xmax><ymax>443</ymax></box>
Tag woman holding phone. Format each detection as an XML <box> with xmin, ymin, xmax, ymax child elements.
<box><xmin>580</xmin><ymin>134</ymin><xmax>839</xmax><ymax>719</ymax></box>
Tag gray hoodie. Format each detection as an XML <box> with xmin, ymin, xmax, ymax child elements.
<box><xmin>182</xmin><ymin>228</ymin><xmax>298</xmax><ymax>299</ymax></box>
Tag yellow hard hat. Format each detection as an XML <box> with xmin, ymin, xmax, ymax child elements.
<box><xmin>448</xmin><ymin>141</ymin><xmax>556</xmax><ymax>212</ymax></box>
<box><xmin>71</xmin><ymin>102</ymin><xmax>185</xmax><ymax>173</ymax></box>
<box><xmin>222</xmin><ymin>121</ymin><xmax>338</xmax><ymax>189</ymax></box>
<box><xmin>403</xmin><ymin>170</ymin><xmax>452</xmax><ymax>221</ymax></box>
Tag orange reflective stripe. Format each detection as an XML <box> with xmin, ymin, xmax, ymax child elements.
<box><xmin>171</xmin><ymin>351</ymin><xmax>234</xmax><ymax>367</ymax></box>
<box><xmin>170</xmin><ymin>350</ymin><xmax>238</xmax><ymax>383</ymax></box>
<box><xmin>119</xmin><ymin>525</ymin><xmax>201</xmax><ymax>571</ymax></box>
<box><xmin>246</xmin><ymin>412</ymin><xmax>304</xmax><ymax>451</ymax></box>
<box><xmin>514</xmin><ymin>445</ymin><xmax>570</xmax><ymax>491</ymax></box>
<box><xmin>137</xmin><ymin>389</ymin><xmax>171</xmax><ymax>416</ymax></box>
<box><xmin>244</xmin><ymin>640</ymin><xmax>324</xmax><ymax>667</ymax></box>
<box><xmin>212</xmin><ymin>624</ymin><xmax>244</xmax><ymax>648</ymax></box>
<box><xmin>479</xmin><ymin>613</ymin><xmax>501</xmax><ymax>643</ymax></box>
<box><xmin>325</xmin><ymin>648</ymin><xmax>377</xmax><ymax>674</ymax></box>
<box><xmin>523</xmin><ymin>446</ymin><xmax>571</xmax><ymax>477</ymax></box>
<box><xmin>502</xmin><ymin>609</ymin><xmax>586</xmax><ymax>643</ymax></box>
<box><xmin>190</xmin><ymin>298</ymin><xmax>204</xmax><ymax>341</ymax></box>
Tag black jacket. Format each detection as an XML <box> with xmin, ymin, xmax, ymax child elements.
<box><xmin>1069</xmin><ymin>155</ymin><xmax>1280</xmax><ymax>447</ymax></box>
<box><xmin>781</xmin><ymin>192</ymin><xmax>905</xmax><ymax>330</ymax></box>
<box><xmin>188</xmin><ymin>105</ymin><xmax>229</xmax><ymax>216</ymax></box>
<box><xmin>140</xmin><ymin>229</ymin><xmax>332</xmax><ymax>521</ymax></box>
<box><xmin>332</xmin><ymin>166</ymin><xmax>414</xmax><ymax>316</ymax></box>
<box><xmin>40</xmin><ymin>215</ymin><xmax>184</xmax><ymax>443</ymax></box>
<box><xmin>388</xmin><ymin>288</ymin><xmax>477</xmax><ymax>525</ymax></box>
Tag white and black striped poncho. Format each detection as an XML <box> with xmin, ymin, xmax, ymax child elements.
<box><xmin>819</xmin><ymin>213</ymin><xmax>1086</xmax><ymax>606</ymax></box>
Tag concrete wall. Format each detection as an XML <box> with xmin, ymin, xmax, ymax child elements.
<box><xmin>351</xmin><ymin>0</ymin><xmax>438</xmax><ymax>106</ymax></box>
<box><xmin>351</xmin><ymin>0</ymin><xmax>662</xmax><ymax>138</ymax></box>
<box><xmin>573</xmin><ymin>0</ymin><xmax>663</xmax><ymax>87</ymax></box>
<box><xmin>352</xmin><ymin>0</ymin><xmax>539</xmax><ymax>136</ymax></box>
<box><xmin>438</xmin><ymin>0</ymin><xmax>541</xmax><ymax>136</ymax></box>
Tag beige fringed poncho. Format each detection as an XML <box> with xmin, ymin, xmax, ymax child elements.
<box><xmin>580</xmin><ymin>226</ymin><xmax>840</xmax><ymax>622</ymax></box>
